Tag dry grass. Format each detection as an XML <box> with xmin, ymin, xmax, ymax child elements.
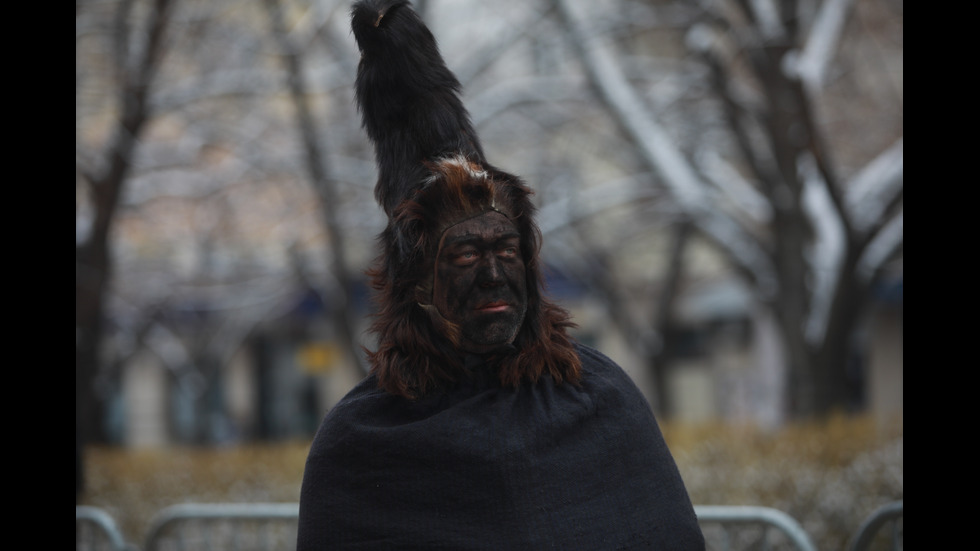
<box><xmin>665</xmin><ymin>413</ymin><xmax>904</xmax><ymax>550</ymax></box>
<box><xmin>80</xmin><ymin>441</ymin><xmax>311</xmax><ymax>545</ymax></box>
<box><xmin>79</xmin><ymin>413</ymin><xmax>902</xmax><ymax>550</ymax></box>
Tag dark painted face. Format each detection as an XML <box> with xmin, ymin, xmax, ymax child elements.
<box><xmin>432</xmin><ymin>211</ymin><xmax>528</xmax><ymax>354</ymax></box>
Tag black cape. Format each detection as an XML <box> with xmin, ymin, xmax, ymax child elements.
<box><xmin>298</xmin><ymin>343</ymin><xmax>704</xmax><ymax>550</ymax></box>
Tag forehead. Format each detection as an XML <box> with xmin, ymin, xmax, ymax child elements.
<box><xmin>439</xmin><ymin>211</ymin><xmax>519</xmax><ymax>247</ymax></box>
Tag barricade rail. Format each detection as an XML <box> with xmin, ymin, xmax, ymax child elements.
<box><xmin>694</xmin><ymin>505</ymin><xmax>816</xmax><ymax>551</ymax></box>
<box><xmin>847</xmin><ymin>500</ymin><xmax>903</xmax><ymax>551</ymax></box>
<box><xmin>76</xmin><ymin>502</ymin><xmax>902</xmax><ymax>551</ymax></box>
<box><xmin>76</xmin><ymin>505</ymin><xmax>131</xmax><ymax>551</ymax></box>
<box><xmin>145</xmin><ymin>503</ymin><xmax>299</xmax><ymax>551</ymax></box>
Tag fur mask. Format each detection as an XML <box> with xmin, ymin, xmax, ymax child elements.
<box><xmin>351</xmin><ymin>0</ymin><xmax>581</xmax><ymax>398</ymax></box>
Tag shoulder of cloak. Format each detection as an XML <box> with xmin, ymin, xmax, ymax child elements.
<box><xmin>297</xmin><ymin>342</ymin><xmax>705</xmax><ymax>550</ymax></box>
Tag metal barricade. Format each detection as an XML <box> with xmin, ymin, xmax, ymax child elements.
<box><xmin>695</xmin><ymin>505</ymin><xmax>817</xmax><ymax>551</ymax></box>
<box><xmin>76</xmin><ymin>506</ymin><xmax>131</xmax><ymax>551</ymax></box>
<box><xmin>144</xmin><ymin>503</ymin><xmax>299</xmax><ymax>551</ymax></box>
<box><xmin>848</xmin><ymin>501</ymin><xmax>903</xmax><ymax>551</ymax></box>
<box><xmin>80</xmin><ymin>501</ymin><xmax>900</xmax><ymax>550</ymax></box>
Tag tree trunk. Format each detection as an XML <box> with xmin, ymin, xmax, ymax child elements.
<box><xmin>648</xmin><ymin>219</ymin><xmax>692</xmax><ymax>418</ymax></box>
<box><xmin>76</xmin><ymin>0</ymin><xmax>176</xmax><ymax>445</ymax></box>
<box><xmin>76</xmin><ymin>241</ymin><xmax>112</xmax><ymax>445</ymax></box>
<box><xmin>812</xmin><ymin>251</ymin><xmax>869</xmax><ymax>413</ymax></box>
<box><xmin>264</xmin><ymin>0</ymin><xmax>367</xmax><ymax>376</ymax></box>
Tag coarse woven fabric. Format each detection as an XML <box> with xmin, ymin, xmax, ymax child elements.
<box><xmin>297</xmin><ymin>343</ymin><xmax>705</xmax><ymax>550</ymax></box>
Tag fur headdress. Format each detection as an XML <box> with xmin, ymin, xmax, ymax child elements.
<box><xmin>351</xmin><ymin>0</ymin><xmax>581</xmax><ymax>398</ymax></box>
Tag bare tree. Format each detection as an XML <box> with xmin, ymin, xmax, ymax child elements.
<box><xmin>76</xmin><ymin>0</ymin><xmax>901</xmax><ymax>446</ymax></box>
<box><xmin>77</xmin><ymin>0</ymin><xmax>178</xmax><ymax>445</ymax></box>
<box><xmin>78</xmin><ymin>0</ymin><xmax>382</xmax><ymax>444</ymax></box>
<box><xmin>553</xmin><ymin>0</ymin><xmax>902</xmax><ymax>417</ymax></box>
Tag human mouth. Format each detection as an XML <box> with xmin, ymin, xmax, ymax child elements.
<box><xmin>475</xmin><ymin>300</ymin><xmax>510</xmax><ymax>313</ymax></box>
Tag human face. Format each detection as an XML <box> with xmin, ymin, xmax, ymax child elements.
<box><xmin>432</xmin><ymin>211</ymin><xmax>528</xmax><ymax>353</ymax></box>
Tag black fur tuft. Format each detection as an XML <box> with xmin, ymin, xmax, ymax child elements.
<box><xmin>351</xmin><ymin>0</ymin><xmax>485</xmax><ymax>216</ymax></box>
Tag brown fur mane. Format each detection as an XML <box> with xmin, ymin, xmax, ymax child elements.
<box><xmin>365</xmin><ymin>156</ymin><xmax>582</xmax><ymax>399</ymax></box>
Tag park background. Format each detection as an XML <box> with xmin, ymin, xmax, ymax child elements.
<box><xmin>76</xmin><ymin>0</ymin><xmax>902</xmax><ymax>548</ymax></box>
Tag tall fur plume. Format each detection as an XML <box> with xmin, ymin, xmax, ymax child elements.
<box><xmin>351</xmin><ymin>0</ymin><xmax>485</xmax><ymax>216</ymax></box>
<box><xmin>350</xmin><ymin>1</ymin><xmax>582</xmax><ymax>398</ymax></box>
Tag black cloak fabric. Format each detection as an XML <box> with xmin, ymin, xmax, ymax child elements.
<box><xmin>297</xmin><ymin>343</ymin><xmax>705</xmax><ymax>550</ymax></box>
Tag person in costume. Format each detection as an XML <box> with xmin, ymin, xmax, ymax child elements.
<box><xmin>297</xmin><ymin>1</ymin><xmax>705</xmax><ymax>549</ymax></box>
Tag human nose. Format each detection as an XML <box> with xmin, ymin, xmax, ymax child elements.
<box><xmin>477</xmin><ymin>256</ymin><xmax>505</xmax><ymax>287</ymax></box>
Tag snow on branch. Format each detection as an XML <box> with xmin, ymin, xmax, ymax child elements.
<box><xmin>859</xmin><ymin>210</ymin><xmax>902</xmax><ymax>279</ymax></box>
<box><xmin>748</xmin><ymin>0</ymin><xmax>785</xmax><ymax>40</ymax></box>
<box><xmin>697</xmin><ymin>149</ymin><xmax>773</xmax><ymax>225</ymax></box>
<box><xmin>846</xmin><ymin>138</ymin><xmax>904</xmax><ymax>234</ymax></box>
<box><xmin>553</xmin><ymin>0</ymin><xmax>777</xmax><ymax>295</ymax></box>
<box><xmin>794</xmin><ymin>0</ymin><xmax>855</xmax><ymax>91</ymax></box>
<box><xmin>801</xmin><ymin>153</ymin><xmax>845</xmax><ymax>346</ymax></box>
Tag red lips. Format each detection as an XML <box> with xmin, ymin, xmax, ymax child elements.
<box><xmin>476</xmin><ymin>300</ymin><xmax>510</xmax><ymax>312</ymax></box>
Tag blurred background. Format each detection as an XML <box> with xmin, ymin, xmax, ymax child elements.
<box><xmin>76</xmin><ymin>0</ymin><xmax>902</xmax><ymax>547</ymax></box>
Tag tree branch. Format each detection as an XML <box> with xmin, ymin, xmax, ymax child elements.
<box><xmin>795</xmin><ymin>0</ymin><xmax>854</xmax><ymax>91</ymax></box>
<box><xmin>553</xmin><ymin>0</ymin><xmax>777</xmax><ymax>296</ymax></box>
<box><xmin>846</xmin><ymin>138</ymin><xmax>904</xmax><ymax>235</ymax></box>
<box><xmin>264</xmin><ymin>0</ymin><xmax>367</xmax><ymax>375</ymax></box>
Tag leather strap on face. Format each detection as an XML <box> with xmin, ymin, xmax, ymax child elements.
<box><xmin>416</xmin><ymin>205</ymin><xmax>513</xmax><ymax>307</ymax></box>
